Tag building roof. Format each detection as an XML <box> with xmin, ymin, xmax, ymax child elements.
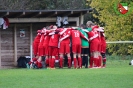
<box><xmin>0</xmin><ymin>9</ymin><xmax>92</xmax><ymax>18</ymax></box>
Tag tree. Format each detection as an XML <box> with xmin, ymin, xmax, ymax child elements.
<box><xmin>88</xmin><ymin>0</ymin><xmax>133</xmax><ymax>55</ymax></box>
<box><xmin>0</xmin><ymin>0</ymin><xmax>87</xmax><ymax>10</ymax></box>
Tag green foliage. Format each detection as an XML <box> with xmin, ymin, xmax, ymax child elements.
<box><xmin>89</xmin><ymin>0</ymin><xmax>133</xmax><ymax>55</ymax></box>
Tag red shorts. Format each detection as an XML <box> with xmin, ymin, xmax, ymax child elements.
<box><xmin>72</xmin><ymin>44</ymin><xmax>81</xmax><ymax>53</ymax></box>
<box><xmin>43</xmin><ymin>45</ymin><xmax>49</xmax><ymax>55</ymax></box>
<box><xmin>38</xmin><ymin>45</ymin><xmax>44</xmax><ymax>56</ymax></box>
<box><xmin>59</xmin><ymin>43</ymin><xmax>70</xmax><ymax>54</ymax></box>
<box><xmin>49</xmin><ymin>47</ymin><xmax>59</xmax><ymax>56</ymax></box>
<box><xmin>101</xmin><ymin>43</ymin><xmax>106</xmax><ymax>53</ymax></box>
<box><xmin>90</xmin><ymin>41</ymin><xmax>100</xmax><ymax>52</ymax></box>
<box><xmin>33</xmin><ymin>43</ymin><xmax>39</xmax><ymax>56</ymax></box>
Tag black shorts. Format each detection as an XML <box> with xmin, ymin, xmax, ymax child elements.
<box><xmin>81</xmin><ymin>48</ymin><xmax>89</xmax><ymax>55</ymax></box>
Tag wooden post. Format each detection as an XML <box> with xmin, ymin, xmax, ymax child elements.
<box><xmin>14</xmin><ymin>24</ymin><xmax>17</xmax><ymax>66</ymax></box>
<box><xmin>0</xmin><ymin>29</ymin><xmax>1</xmax><ymax>68</ymax></box>
<box><xmin>76</xmin><ymin>17</ymin><xmax>80</xmax><ymax>26</ymax></box>
<box><xmin>30</xmin><ymin>24</ymin><xmax>33</xmax><ymax>60</ymax></box>
<box><xmin>80</xmin><ymin>13</ymin><xmax>84</xmax><ymax>25</ymax></box>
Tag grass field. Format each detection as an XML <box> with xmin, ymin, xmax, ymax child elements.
<box><xmin>0</xmin><ymin>60</ymin><xmax>133</xmax><ymax>88</ymax></box>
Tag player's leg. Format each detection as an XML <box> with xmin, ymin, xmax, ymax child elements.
<box><xmin>48</xmin><ymin>46</ymin><xmax>52</xmax><ymax>68</ymax></box>
<box><xmin>97</xmin><ymin>52</ymin><xmax>102</xmax><ymax>68</ymax></box>
<box><xmin>65</xmin><ymin>43</ymin><xmax>71</xmax><ymax>68</ymax></box>
<box><xmin>37</xmin><ymin>45</ymin><xmax>44</xmax><ymax>68</ymax></box>
<box><xmin>93</xmin><ymin>51</ymin><xmax>99</xmax><ymax>68</ymax></box>
<box><xmin>51</xmin><ymin>47</ymin><xmax>58</xmax><ymax>69</ymax></box>
<box><xmin>77</xmin><ymin>44</ymin><xmax>82</xmax><ymax>68</ymax></box>
<box><xmin>72</xmin><ymin>44</ymin><xmax>78</xmax><ymax>69</ymax></box>
<box><xmin>101</xmin><ymin>53</ymin><xmax>106</xmax><ymax>68</ymax></box>
<box><xmin>89</xmin><ymin>43</ymin><xmax>93</xmax><ymax>68</ymax></box>
<box><xmin>81</xmin><ymin>48</ymin><xmax>85</xmax><ymax>67</ymax></box>
<box><xmin>59</xmin><ymin>43</ymin><xmax>65</xmax><ymax>68</ymax></box>
<box><xmin>97</xmin><ymin>43</ymin><xmax>102</xmax><ymax>68</ymax></box>
<box><xmin>59</xmin><ymin>54</ymin><xmax>64</xmax><ymax>68</ymax></box>
<box><xmin>101</xmin><ymin>44</ymin><xmax>107</xmax><ymax>68</ymax></box>
<box><xmin>84</xmin><ymin>48</ymin><xmax>89</xmax><ymax>68</ymax></box>
<box><xmin>67</xmin><ymin>53</ymin><xmax>71</xmax><ymax>68</ymax></box>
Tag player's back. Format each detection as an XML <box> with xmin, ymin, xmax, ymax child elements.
<box><xmin>49</xmin><ymin>33</ymin><xmax>59</xmax><ymax>47</ymax></box>
<box><xmin>60</xmin><ymin>28</ymin><xmax>71</xmax><ymax>43</ymax></box>
<box><xmin>88</xmin><ymin>31</ymin><xmax>99</xmax><ymax>43</ymax></box>
<box><xmin>43</xmin><ymin>34</ymin><xmax>50</xmax><ymax>45</ymax></box>
<box><xmin>71</xmin><ymin>30</ymin><xmax>81</xmax><ymax>45</ymax></box>
<box><xmin>34</xmin><ymin>33</ymin><xmax>41</xmax><ymax>44</ymax></box>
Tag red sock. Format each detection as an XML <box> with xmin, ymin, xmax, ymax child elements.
<box><xmin>37</xmin><ymin>62</ymin><xmax>42</xmax><ymax>68</ymax></box>
<box><xmin>89</xmin><ymin>57</ymin><xmax>93</xmax><ymax>67</ymax></box>
<box><xmin>68</xmin><ymin>57</ymin><xmax>71</xmax><ymax>68</ymax></box>
<box><xmin>97</xmin><ymin>56</ymin><xmax>102</xmax><ymax>67</ymax></box>
<box><xmin>74</xmin><ymin>58</ymin><xmax>77</xmax><ymax>68</ymax></box>
<box><xmin>78</xmin><ymin>58</ymin><xmax>82</xmax><ymax>68</ymax></box>
<box><xmin>93</xmin><ymin>58</ymin><xmax>98</xmax><ymax>67</ymax></box>
<box><xmin>59</xmin><ymin>58</ymin><xmax>63</xmax><ymax>68</ymax></box>
<box><xmin>51</xmin><ymin>58</ymin><xmax>55</xmax><ymax>68</ymax></box>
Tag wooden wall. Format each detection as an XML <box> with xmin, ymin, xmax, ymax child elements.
<box><xmin>16</xmin><ymin>26</ymin><xmax>30</xmax><ymax>57</ymax></box>
<box><xmin>0</xmin><ymin>26</ymin><xmax>14</xmax><ymax>68</ymax></box>
<box><xmin>0</xmin><ymin>23</ymin><xmax>45</xmax><ymax>68</ymax></box>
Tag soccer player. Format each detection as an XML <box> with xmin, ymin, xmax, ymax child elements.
<box><xmin>30</xmin><ymin>30</ymin><xmax>41</xmax><ymax>68</ymax></box>
<box><xmin>99</xmin><ymin>27</ymin><xmax>107</xmax><ymax>68</ymax></box>
<box><xmin>42</xmin><ymin>26</ymin><xmax>52</xmax><ymax>68</ymax></box>
<box><xmin>71</xmin><ymin>27</ymin><xmax>89</xmax><ymax>69</ymax></box>
<box><xmin>96</xmin><ymin>27</ymin><xmax>104</xmax><ymax>68</ymax></box>
<box><xmin>48</xmin><ymin>25</ymin><xmax>60</xmax><ymax>69</ymax></box>
<box><xmin>76</xmin><ymin>24</ymin><xmax>92</xmax><ymax>68</ymax></box>
<box><xmin>37</xmin><ymin>28</ymin><xmax>46</xmax><ymax>68</ymax></box>
<box><xmin>58</xmin><ymin>27</ymin><xmax>71</xmax><ymax>68</ymax></box>
<box><xmin>88</xmin><ymin>25</ymin><xmax>101</xmax><ymax>68</ymax></box>
<box><xmin>33</xmin><ymin>30</ymin><xmax>41</xmax><ymax>57</ymax></box>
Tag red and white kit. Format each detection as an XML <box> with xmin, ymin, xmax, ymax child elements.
<box><xmin>59</xmin><ymin>28</ymin><xmax>71</xmax><ymax>54</ymax></box>
<box><xmin>33</xmin><ymin>30</ymin><xmax>41</xmax><ymax>56</ymax></box>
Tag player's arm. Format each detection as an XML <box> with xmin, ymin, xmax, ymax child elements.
<box><xmin>59</xmin><ymin>28</ymin><xmax>67</xmax><ymax>35</ymax></box>
<box><xmin>82</xmin><ymin>29</ymin><xmax>89</xmax><ymax>32</ymax></box>
<box><xmin>89</xmin><ymin>33</ymin><xmax>98</xmax><ymax>41</ymax></box>
<box><xmin>86</xmin><ymin>28</ymin><xmax>92</xmax><ymax>32</ymax></box>
<box><xmin>49</xmin><ymin>29</ymin><xmax>57</xmax><ymax>35</ymax></box>
<box><xmin>80</xmin><ymin>32</ymin><xmax>89</xmax><ymax>42</ymax></box>
<box><xmin>49</xmin><ymin>31</ymin><xmax>55</xmax><ymax>35</ymax></box>
<box><xmin>71</xmin><ymin>27</ymin><xmax>78</xmax><ymax>29</ymax></box>
<box><xmin>59</xmin><ymin>35</ymin><xmax>69</xmax><ymax>42</ymax></box>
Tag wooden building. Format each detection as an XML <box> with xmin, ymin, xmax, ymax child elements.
<box><xmin>0</xmin><ymin>9</ymin><xmax>92</xmax><ymax>69</ymax></box>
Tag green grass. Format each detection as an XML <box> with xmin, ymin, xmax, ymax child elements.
<box><xmin>0</xmin><ymin>60</ymin><xmax>133</xmax><ymax>88</ymax></box>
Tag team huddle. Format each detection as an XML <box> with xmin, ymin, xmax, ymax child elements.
<box><xmin>29</xmin><ymin>21</ymin><xmax>107</xmax><ymax>69</ymax></box>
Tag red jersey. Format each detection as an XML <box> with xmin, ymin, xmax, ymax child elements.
<box><xmin>49</xmin><ymin>32</ymin><xmax>59</xmax><ymax>47</ymax></box>
<box><xmin>101</xmin><ymin>33</ymin><xmax>106</xmax><ymax>46</ymax></box>
<box><xmin>33</xmin><ymin>33</ymin><xmax>41</xmax><ymax>44</ymax></box>
<box><xmin>38</xmin><ymin>34</ymin><xmax>45</xmax><ymax>47</ymax></box>
<box><xmin>88</xmin><ymin>31</ymin><xmax>99</xmax><ymax>43</ymax></box>
<box><xmin>43</xmin><ymin>33</ymin><xmax>50</xmax><ymax>46</ymax></box>
<box><xmin>59</xmin><ymin>28</ymin><xmax>71</xmax><ymax>44</ymax></box>
<box><xmin>71</xmin><ymin>29</ymin><xmax>86</xmax><ymax>45</ymax></box>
